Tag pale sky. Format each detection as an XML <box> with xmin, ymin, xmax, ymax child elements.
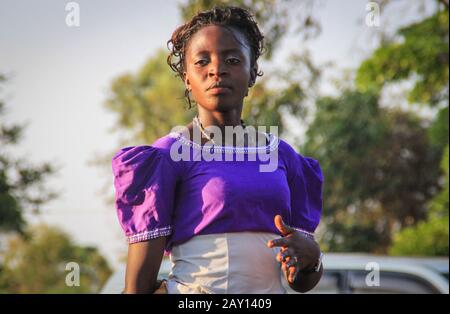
<box><xmin>0</xmin><ymin>0</ymin><xmax>436</xmax><ymax>269</ymax></box>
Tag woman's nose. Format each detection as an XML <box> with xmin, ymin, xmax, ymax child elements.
<box><xmin>208</xmin><ymin>59</ymin><xmax>228</xmax><ymax>77</ymax></box>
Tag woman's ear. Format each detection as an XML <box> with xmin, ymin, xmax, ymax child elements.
<box><xmin>248</xmin><ymin>65</ymin><xmax>257</xmax><ymax>87</ymax></box>
<box><xmin>183</xmin><ymin>72</ymin><xmax>191</xmax><ymax>91</ymax></box>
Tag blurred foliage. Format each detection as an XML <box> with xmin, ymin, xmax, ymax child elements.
<box><xmin>347</xmin><ymin>4</ymin><xmax>449</xmax><ymax>255</ymax></box>
<box><xmin>356</xmin><ymin>9</ymin><xmax>449</xmax><ymax>107</ymax></box>
<box><xmin>303</xmin><ymin>90</ymin><xmax>441</xmax><ymax>253</ymax></box>
<box><xmin>389</xmin><ymin>145</ymin><xmax>449</xmax><ymax>256</ymax></box>
<box><xmin>237</xmin><ymin>50</ymin><xmax>321</xmax><ymax>133</ymax></box>
<box><xmin>0</xmin><ymin>225</ymin><xmax>112</xmax><ymax>293</ymax></box>
<box><xmin>428</xmin><ymin>105</ymin><xmax>449</xmax><ymax>150</ymax></box>
<box><xmin>429</xmin><ymin>145</ymin><xmax>450</xmax><ymax>218</ymax></box>
<box><xmin>356</xmin><ymin>7</ymin><xmax>449</xmax><ymax>163</ymax></box>
<box><xmin>389</xmin><ymin>214</ymin><xmax>449</xmax><ymax>256</ymax></box>
<box><xmin>0</xmin><ymin>75</ymin><xmax>57</xmax><ymax>234</ymax></box>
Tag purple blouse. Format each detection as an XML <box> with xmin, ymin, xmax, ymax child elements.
<box><xmin>112</xmin><ymin>131</ymin><xmax>323</xmax><ymax>253</ymax></box>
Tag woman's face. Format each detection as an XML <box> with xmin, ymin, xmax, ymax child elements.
<box><xmin>183</xmin><ymin>25</ymin><xmax>256</xmax><ymax>112</ymax></box>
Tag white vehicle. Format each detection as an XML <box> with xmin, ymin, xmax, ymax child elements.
<box><xmin>297</xmin><ymin>253</ymin><xmax>449</xmax><ymax>294</ymax></box>
<box><xmin>101</xmin><ymin>253</ymin><xmax>449</xmax><ymax>294</ymax></box>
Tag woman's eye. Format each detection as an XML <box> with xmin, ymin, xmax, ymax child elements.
<box><xmin>194</xmin><ymin>58</ymin><xmax>240</xmax><ymax>66</ymax></box>
<box><xmin>227</xmin><ymin>58</ymin><xmax>240</xmax><ymax>64</ymax></box>
<box><xmin>195</xmin><ymin>60</ymin><xmax>208</xmax><ymax>66</ymax></box>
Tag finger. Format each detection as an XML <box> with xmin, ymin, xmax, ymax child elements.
<box><xmin>285</xmin><ymin>255</ymin><xmax>300</xmax><ymax>283</ymax></box>
<box><xmin>291</xmin><ymin>266</ymin><xmax>300</xmax><ymax>283</ymax></box>
<box><xmin>283</xmin><ymin>258</ymin><xmax>298</xmax><ymax>283</ymax></box>
<box><xmin>284</xmin><ymin>255</ymin><xmax>298</xmax><ymax>268</ymax></box>
<box><xmin>283</xmin><ymin>252</ymin><xmax>292</xmax><ymax>263</ymax></box>
<box><xmin>276</xmin><ymin>251</ymin><xmax>283</xmax><ymax>262</ymax></box>
<box><xmin>276</xmin><ymin>247</ymin><xmax>289</xmax><ymax>262</ymax></box>
<box><xmin>267</xmin><ymin>237</ymin><xmax>289</xmax><ymax>248</ymax></box>
<box><xmin>276</xmin><ymin>250</ymin><xmax>281</xmax><ymax>262</ymax></box>
<box><xmin>278</xmin><ymin>250</ymin><xmax>289</xmax><ymax>263</ymax></box>
<box><xmin>288</xmin><ymin>265</ymin><xmax>297</xmax><ymax>284</ymax></box>
<box><xmin>281</xmin><ymin>248</ymin><xmax>295</xmax><ymax>263</ymax></box>
<box><xmin>281</xmin><ymin>262</ymin><xmax>289</xmax><ymax>275</ymax></box>
<box><xmin>274</xmin><ymin>215</ymin><xmax>295</xmax><ymax>236</ymax></box>
<box><xmin>281</xmin><ymin>262</ymin><xmax>295</xmax><ymax>283</ymax></box>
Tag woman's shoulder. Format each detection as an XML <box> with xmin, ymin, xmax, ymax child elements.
<box><xmin>111</xmin><ymin>133</ymin><xmax>181</xmax><ymax>174</ymax></box>
<box><xmin>276</xmin><ymin>137</ymin><xmax>302</xmax><ymax>159</ymax></box>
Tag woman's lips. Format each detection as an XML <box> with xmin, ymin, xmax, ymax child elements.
<box><xmin>208</xmin><ymin>87</ymin><xmax>232</xmax><ymax>95</ymax></box>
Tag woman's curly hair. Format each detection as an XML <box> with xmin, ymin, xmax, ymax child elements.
<box><xmin>167</xmin><ymin>6</ymin><xmax>266</xmax><ymax>109</ymax></box>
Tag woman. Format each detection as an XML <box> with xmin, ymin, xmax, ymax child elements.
<box><xmin>112</xmin><ymin>6</ymin><xmax>324</xmax><ymax>294</ymax></box>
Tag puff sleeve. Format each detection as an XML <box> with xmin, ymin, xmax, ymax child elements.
<box><xmin>287</xmin><ymin>153</ymin><xmax>324</xmax><ymax>238</ymax></box>
<box><xmin>112</xmin><ymin>145</ymin><xmax>179</xmax><ymax>244</ymax></box>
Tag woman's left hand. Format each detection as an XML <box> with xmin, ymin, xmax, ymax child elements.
<box><xmin>267</xmin><ymin>215</ymin><xmax>321</xmax><ymax>284</ymax></box>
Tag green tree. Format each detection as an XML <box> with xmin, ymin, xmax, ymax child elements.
<box><xmin>355</xmin><ymin>4</ymin><xmax>449</xmax><ymax>255</ymax></box>
<box><xmin>356</xmin><ymin>7</ymin><xmax>449</xmax><ymax>153</ymax></box>
<box><xmin>389</xmin><ymin>145</ymin><xmax>449</xmax><ymax>256</ymax></box>
<box><xmin>303</xmin><ymin>90</ymin><xmax>441</xmax><ymax>253</ymax></box>
<box><xmin>356</xmin><ymin>8</ymin><xmax>449</xmax><ymax>107</ymax></box>
<box><xmin>0</xmin><ymin>74</ymin><xmax>57</xmax><ymax>234</ymax></box>
<box><xmin>0</xmin><ymin>225</ymin><xmax>112</xmax><ymax>293</ymax></box>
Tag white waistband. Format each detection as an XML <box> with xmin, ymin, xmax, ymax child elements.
<box><xmin>166</xmin><ymin>232</ymin><xmax>286</xmax><ymax>294</ymax></box>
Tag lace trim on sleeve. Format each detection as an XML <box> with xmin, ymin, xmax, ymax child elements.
<box><xmin>127</xmin><ymin>226</ymin><xmax>172</xmax><ymax>244</ymax></box>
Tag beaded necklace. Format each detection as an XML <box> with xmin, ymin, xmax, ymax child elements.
<box><xmin>192</xmin><ymin>115</ymin><xmax>247</xmax><ymax>146</ymax></box>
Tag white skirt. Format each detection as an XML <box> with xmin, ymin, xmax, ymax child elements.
<box><xmin>166</xmin><ymin>232</ymin><xmax>287</xmax><ymax>294</ymax></box>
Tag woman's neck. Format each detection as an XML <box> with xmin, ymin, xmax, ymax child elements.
<box><xmin>195</xmin><ymin>107</ymin><xmax>249</xmax><ymax>147</ymax></box>
<box><xmin>196</xmin><ymin>108</ymin><xmax>243</xmax><ymax>131</ymax></box>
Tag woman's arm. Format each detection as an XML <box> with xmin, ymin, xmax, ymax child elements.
<box><xmin>124</xmin><ymin>236</ymin><xmax>167</xmax><ymax>294</ymax></box>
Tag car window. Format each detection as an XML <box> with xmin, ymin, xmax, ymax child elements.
<box><xmin>348</xmin><ymin>270</ymin><xmax>441</xmax><ymax>294</ymax></box>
